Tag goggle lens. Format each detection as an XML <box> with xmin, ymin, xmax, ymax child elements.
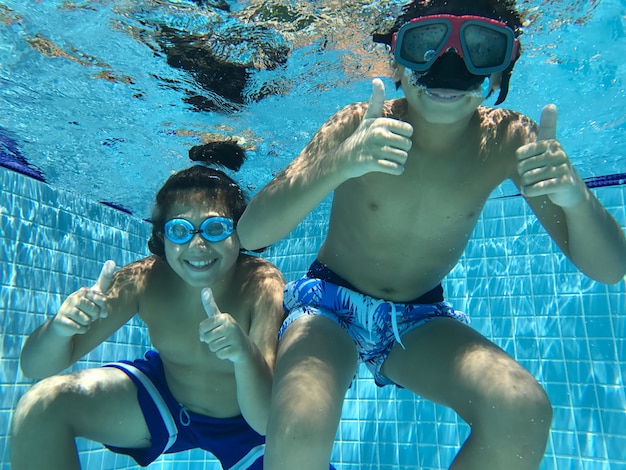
<box><xmin>164</xmin><ymin>217</ymin><xmax>234</xmax><ymax>244</ymax></box>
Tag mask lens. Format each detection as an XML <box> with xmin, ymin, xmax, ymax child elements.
<box><xmin>400</xmin><ymin>23</ymin><xmax>449</xmax><ymax>69</ymax></box>
<box><xmin>462</xmin><ymin>23</ymin><xmax>512</xmax><ymax>71</ymax></box>
<box><xmin>164</xmin><ymin>219</ymin><xmax>194</xmax><ymax>244</ymax></box>
<box><xmin>200</xmin><ymin>217</ymin><xmax>234</xmax><ymax>242</ymax></box>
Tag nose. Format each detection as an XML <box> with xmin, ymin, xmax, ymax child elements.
<box><xmin>442</xmin><ymin>31</ymin><xmax>464</xmax><ymax>59</ymax></box>
<box><xmin>443</xmin><ymin>46</ymin><xmax>463</xmax><ymax>58</ymax></box>
<box><xmin>188</xmin><ymin>232</ymin><xmax>208</xmax><ymax>247</ymax></box>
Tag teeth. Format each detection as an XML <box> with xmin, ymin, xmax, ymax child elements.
<box><xmin>187</xmin><ymin>260</ymin><xmax>212</xmax><ymax>268</ymax></box>
<box><xmin>427</xmin><ymin>89</ymin><xmax>460</xmax><ymax>98</ymax></box>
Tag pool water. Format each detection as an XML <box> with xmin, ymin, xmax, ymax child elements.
<box><xmin>1</xmin><ymin>0</ymin><xmax>625</xmax><ymax>468</ymax></box>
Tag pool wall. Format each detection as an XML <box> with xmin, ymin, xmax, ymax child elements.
<box><xmin>1</xmin><ymin>167</ymin><xmax>625</xmax><ymax>469</ymax></box>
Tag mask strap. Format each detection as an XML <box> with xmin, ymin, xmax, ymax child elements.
<box><xmin>494</xmin><ymin>61</ymin><xmax>515</xmax><ymax>105</ymax></box>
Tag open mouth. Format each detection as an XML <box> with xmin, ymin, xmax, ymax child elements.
<box><xmin>184</xmin><ymin>259</ymin><xmax>216</xmax><ymax>272</ymax></box>
<box><xmin>424</xmin><ymin>88</ymin><xmax>467</xmax><ymax>102</ymax></box>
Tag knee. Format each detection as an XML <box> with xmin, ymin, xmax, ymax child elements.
<box><xmin>479</xmin><ymin>379</ymin><xmax>553</xmax><ymax>442</ymax></box>
<box><xmin>267</xmin><ymin>414</ymin><xmax>337</xmax><ymax>462</ymax></box>
<box><xmin>514</xmin><ymin>377</ymin><xmax>552</xmax><ymax>423</ymax></box>
<box><xmin>516</xmin><ymin>382</ymin><xmax>553</xmax><ymax>435</ymax></box>
<box><xmin>11</xmin><ymin>375</ymin><xmax>80</xmax><ymax>436</ymax></box>
<box><xmin>269</xmin><ymin>398</ymin><xmax>338</xmax><ymax>441</ymax></box>
<box><xmin>267</xmin><ymin>393</ymin><xmax>342</xmax><ymax>452</ymax></box>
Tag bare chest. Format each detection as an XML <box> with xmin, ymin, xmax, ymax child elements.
<box><xmin>138</xmin><ymin>294</ymin><xmax>249</xmax><ymax>370</ymax></box>
<box><xmin>322</xmin><ymin>150</ymin><xmax>511</xmax><ymax>299</ymax></box>
<box><xmin>339</xmin><ymin>154</ymin><xmax>500</xmax><ymax>240</ymax></box>
<box><xmin>137</xmin><ymin>296</ymin><xmax>245</xmax><ymax>415</ymax></box>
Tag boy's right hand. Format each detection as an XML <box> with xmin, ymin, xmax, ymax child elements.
<box><xmin>199</xmin><ymin>288</ymin><xmax>253</xmax><ymax>364</ymax></box>
<box><xmin>51</xmin><ymin>260</ymin><xmax>115</xmax><ymax>337</ymax></box>
<box><xmin>338</xmin><ymin>78</ymin><xmax>413</xmax><ymax>179</ymax></box>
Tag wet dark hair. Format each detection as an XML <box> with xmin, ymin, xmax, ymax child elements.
<box><xmin>373</xmin><ymin>0</ymin><xmax>524</xmax><ymax>104</ymax></box>
<box><xmin>148</xmin><ymin>140</ymin><xmax>251</xmax><ymax>257</ymax></box>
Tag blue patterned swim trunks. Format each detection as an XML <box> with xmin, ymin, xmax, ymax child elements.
<box><xmin>280</xmin><ymin>260</ymin><xmax>470</xmax><ymax>386</ymax></box>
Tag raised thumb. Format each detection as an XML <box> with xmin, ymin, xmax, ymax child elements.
<box><xmin>93</xmin><ymin>260</ymin><xmax>115</xmax><ymax>292</ymax></box>
<box><xmin>363</xmin><ymin>78</ymin><xmax>386</xmax><ymax>120</ymax></box>
<box><xmin>201</xmin><ymin>287</ymin><xmax>220</xmax><ymax>318</ymax></box>
<box><xmin>537</xmin><ymin>104</ymin><xmax>558</xmax><ymax>141</ymax></box>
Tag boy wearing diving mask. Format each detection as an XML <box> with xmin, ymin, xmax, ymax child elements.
<box><xmin>237</xmin><ymin>1</ymin><xmax>626</xmax><ymax>469</ymax></box>
<box><xmin>385</xmin><ymin>7</ymin><xmax>520</xmax><ymax>103</ymax></box>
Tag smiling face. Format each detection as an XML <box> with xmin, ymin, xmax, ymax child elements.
<box><xmin>163</xmin><ymin>195</ymin><xmax>240</xmax><ymax>289</ymax></box>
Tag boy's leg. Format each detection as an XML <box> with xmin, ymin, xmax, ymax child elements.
<box><xmin>11</xmin><ymin>367</ymin><xmax>151</xmax><ymax>470</ymax></box>
<box><xmin>381</xmin><ymin>317</ymin><xmax>552</xmax><ymax>470</ymax></box>
<box><xmin>264</xmin><ymin>314</ymin><xmax>358</xmax><ymax>470</ymax></box>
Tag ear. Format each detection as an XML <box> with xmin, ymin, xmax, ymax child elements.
<box><xmin>488</xmin><ymin>72</ymin><xmax>503</xmax><ymax>92</ymax></box>
<box><xmin>391</xmin><ymin>62</ymin><xmax>404</xmax><ymax>82</ymax></box>
<box><xmin>232</xmin><ymin>231</ymin><xmax>243</xmax><ymax>252</ymax></box>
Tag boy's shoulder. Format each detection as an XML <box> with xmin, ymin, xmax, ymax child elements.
<box><xmin>112</xmin><ymin>256</ymin><xmax>163</xmax><ymax>291</ymax></box>
<box><xmin>477</xmin><ymin>105</ymin><xmax>536</xmax><ymax>128</ymax></box>
<box><xmin>477</xmin><ymin>105</ymin><xmax>538</xmax><ymax>143</ymax></box>
<box><xmin>386</xmin><ymin>97</ymin><xmax>409</xmax><ymax>118</ymax></box>
<box><xmin>102</xmin><ymin>256</ymin><xmax>163</xmax><ymax>307</ymax></box>
<box><xmin>230</xmin><ymin>255</ymin><xmax>285</xmax><ymax>313</ymax></box>
<box><xmin>118</xmin><ymin>255</ymin><xmax>162</xmax><ymax>277</ymax></box>
<box><xmin>237</xmin><ymin>253</ymin><xmax>285</xmax><ymax>286</ymax></box>
<box><xmin>323</xmin><ymin>97</ymin><xmax>407</xmax><ymax>134</ymax></box>
<box><xmin>342</xmin><ymin>97</ymin><xmax>407</xmax><ymax>118</ymax></box>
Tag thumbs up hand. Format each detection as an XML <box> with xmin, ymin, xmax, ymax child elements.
<box><xmin>199</xmin><ymin>288</ymin><xmax>251</xmax><ymax>363</ymax></box>
<box><xmin>200</xmin><ymin>287</ymin><xmax>221</xmax><ymax>318</ymax></box>
<box><xmin>52</xmin><ymin>260</ymin><xmax>116</xmax><ymax>337</ymax></box>
<box><xmin>337</xmin><ymin>78</ymin><xmax>414</xmax><ymax>179</ymax></box>
<box><xmin>516</xmin><ymin>104</ymin><xmax>586</xmax><ymax>207</ymax></box>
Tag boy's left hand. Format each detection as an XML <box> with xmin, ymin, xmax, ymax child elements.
<box><xmin>516</xmin><ymin>104</ymin><xmax>587</xmax><ymax>208</ymax></box>
<box><xmin>199</xmin><ymin>288</ymin><xmax>251</xmax><ymax>363</ymax></box>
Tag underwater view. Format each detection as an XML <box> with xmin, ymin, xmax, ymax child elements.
<box><xmin>2</xmin><ymin>0</ymin><xmax>625</xmax><ymax>215</ymax></box>
<box><xmin>1</xmin><ymin>0</ymin><xmax>625</xmax><ymax>469</ymax></box>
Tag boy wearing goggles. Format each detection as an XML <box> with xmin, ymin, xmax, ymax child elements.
<box><xmin>238</xmin><ymin>0</ymin><xmax>626</xmax><ymax>469</ymax></box>
<box><xmin>12</xmin><ymin>142</ymin><xmax>287</xmax><ymax>469</ymax></box>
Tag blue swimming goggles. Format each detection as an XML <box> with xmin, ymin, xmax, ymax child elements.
<box><xmin>392</xmin><ymin>14</ymin><xmax>520</xmax><ymax>75</ymax></box>
<box><xmin>164</xmin><ymin>217</ymin><xmax>234</xmax><ymax>244</ymax></box>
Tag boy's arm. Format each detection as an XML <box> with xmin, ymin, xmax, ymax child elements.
<box><xmin>237</xmin><ymin>79</ymin><xmax>413</xmax><ymax>251</ymax></box>
<box><xmin>514</xmin><ymin>105</ymin><xmax>626</xmax><ymax>284</ymax></box>
<box><xmin>199</xmin><ymin>265</ymin><xmax>285</xmax><ymax>434</ymax></box>
<box><xmin>20</xmin><ymin>260</ymin><xmax>142</xmax><ymax>379</ymax></box>
<box><xmin>233</xmin><ymin>266</ymin><xmax>285</xmax><ymax>435</ymax></box>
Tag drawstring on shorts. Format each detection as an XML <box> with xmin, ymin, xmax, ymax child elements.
<box><xmin>178</xmin><ymin>404</ymin><xmax>191</xmax><ymax>427</ymax></box>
